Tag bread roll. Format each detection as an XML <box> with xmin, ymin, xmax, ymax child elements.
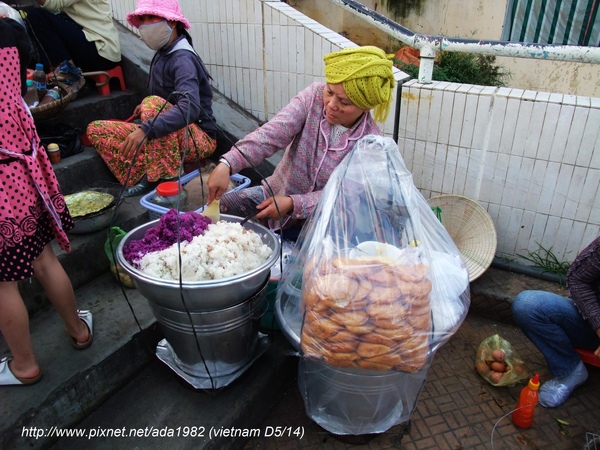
<box><xmin>330</xmin><ymin>310</ymin><xmax>370</xmax><ymax>327</ymax></box>
<box><xmin>360</xmin><ymin>332</ymin><xmax>396</xmax><ymax>347</ymax></box>
<box><xmin>345</xmin><ymin>323</ymin><xmax>376</xmax><ymax>334</ymax></box>
<box><xmin>367</xmin><ymin>285</ymin><xmax>401</xmax><ymax>304</ymax></box>
<box><xmin>364</xmin><ymin>352</ymin><xmax>404</xmax><ymax>367</ymax></box>
<box><xmin>408</xmin><ymin>313</ymin><xmax>432</xmax><ymax>330</ymax></box>
<box><xmin>395</xmin><ymin>262</ymin><xmax>429</xmax><ymax>282</ymax></box>
<box><xmin>304</xmin><ymin>317</ymin><xmax>342</xmax><ymax>339</ymax></box>
<box><xmin>356</xmin><ymin>342</ymin><xmax>392</xmax><ymax>358</ymax></box>
<box><xmin>366</xmin><ymin>301</ymin><xmax>407</xmax><ymax>318</ymax></box>
<box><xmin>311</xmin><ymin>273</ymin><xmax>361</xmax><ymax>309</ymax></box>
<box><xmin>375</xmin><ymin>323</ymin><xmax>414</xmax><ymax>341</ymax></box>
<box><xmin>356</xmin><ymin>359</ymin><xmax>392</xmax><ymax>371</ymax></box>
<box><xmin>321</xmin><ymin>338</ymin><xmax>358</xmax><ymax>353</ymax></box>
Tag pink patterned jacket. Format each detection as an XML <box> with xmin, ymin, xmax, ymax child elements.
<box><xmin>223</xmin><ymin>82</ymin><xmax>381</xmax><ymax>220</ymax></box>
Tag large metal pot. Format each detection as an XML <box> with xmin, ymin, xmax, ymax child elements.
<box><xmin>151</xmin><ymin>280</ymin><xmax>268</xmax><ymax>378</ymax></box>
<box><xmin>116</xmin><ymin>214</ymin><xmax>281</xmax><ymax>311</ymax></box>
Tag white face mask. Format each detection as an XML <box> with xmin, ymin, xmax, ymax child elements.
<box><xmin>139</xmin><ymin>20</ymin><xmax>173</xmax><ymax>50</ymax></box>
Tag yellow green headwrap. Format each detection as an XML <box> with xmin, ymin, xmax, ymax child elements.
<box><xmin>324</xmin><ymin>46</ymin><xmax>395</xmax><ymax>123</ymax></box>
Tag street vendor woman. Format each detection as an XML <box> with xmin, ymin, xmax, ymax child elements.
<box><xmin>206</xmin><ymin>45</ymin><xmax>396</xmax><ymax>231</ymax></box>
<box><xmin>87</xmin><ymin>0</ymin><xmax>217</xmax><ymax>197</ymax></box>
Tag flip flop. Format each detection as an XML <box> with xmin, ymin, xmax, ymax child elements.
<box><xmin>70</xmin><ymin>310</ymin><xmax>94</xmax><ymax>350</ymax></box>
<box><xmin>0</xmin><ymin>356</ymin><xmax>43</xmax><ymax>386</ymax></box>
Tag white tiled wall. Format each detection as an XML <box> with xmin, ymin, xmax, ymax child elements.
<box><xmin>110</xmin><ymin>0</ymin><xmax>599</xmax><ymax>263</ymax></box>
<box><xmin>401</xmin><ymin>80</ymin><xmax>600</xmax><ymax>262</ymax></box>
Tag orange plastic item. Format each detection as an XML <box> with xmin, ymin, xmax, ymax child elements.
<box><xmin>394</xmin><ymin>47</ymin><xmax>420</xmax><ymax>66</ymax></box>
<box><xmin>89</xmin><ymin>65</ymin><xmax>126</xmax><ymax>96</ymax></box>
<box><xmin>156</xmin><ymin>181</ymin><xmax>181</xmax><ymax>197</ymax></box>
<box><xmin>512</xmin><ymin>374</ymin><xmax>540</xmax><ymax>429</ymax></box>
<box><xmin>574</xmin><ymin>347</ymin><xmax>600</xmax><ymax>367</ymax></box>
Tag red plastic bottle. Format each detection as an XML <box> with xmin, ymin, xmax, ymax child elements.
<box><xmin>512</xmin><ymin>373</ymin><xmax>540</xmax><ymax>429</ymax></box>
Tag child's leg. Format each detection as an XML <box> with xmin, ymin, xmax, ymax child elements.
<box><xmin>0</xmin><ymin>281</ymin><xmax>40</xmax><ymax>379</ymax></box>
<box><xmin>32</xmin><ymin>244</ymin><xmax>88</xmax><ymax>344</ymax></box>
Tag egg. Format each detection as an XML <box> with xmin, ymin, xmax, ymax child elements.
<box><xmin>475</xmin><ymin>361</ymin><xmax>491</xmax><ymax>376</ymax></box>
<box><xmin>492</xmin><ymin>349</ymin><xmax>506</xmax><ymax>362</ymax></box>
<box><xmin>490</xmin><ymin>361</ymin><xmax>506</xmax><ymax>372</ymax></box>
<box><xmin>489</xmin><ymin>371</ymin><xmax>504</xmax><ymax>384</ymax></box>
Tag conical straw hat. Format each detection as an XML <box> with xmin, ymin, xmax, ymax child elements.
<box><xmin>427</xmin><ymin>195</ymin><xmax>497</xmax><ymax>282</ymax></box>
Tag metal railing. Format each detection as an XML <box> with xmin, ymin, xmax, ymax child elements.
<box><xmin>328</xmin><ymin>0</ymin><xmax>600</xmax><ymax>84</ymax></box>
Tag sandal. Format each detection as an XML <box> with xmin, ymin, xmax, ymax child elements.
<box><xmin>71</xmin><ymin>310</ymin><xmax>93</xmax><ymax>350</ymax></box>
<box><xmin>0</xmin><ymin>356</ymin><xmax>43</xmax><ymax>386</ymax></box>
<box><xmin>48</xmin><ymin>60</ymin><xmax>85</xmax><ymax>94</ymax></box>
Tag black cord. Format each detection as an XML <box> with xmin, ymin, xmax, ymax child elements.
<box><xmin>172</xmin><ymin>94</ymin><xmax>217</xmax><ymax>391</ymax></box>
<box><xmin>172</xmin><ymin>90</ymin><xmax>286</xmax><ymax>337</ymax></box>
<box><xmin>105</xmin><ymin>92</ymin><xmax>190</xmax><ymax>360</ymax></box>
<box><xmin>106</xmin><ymin>100</ymin><xmax>171</xmax><ymax>357</ymax></box>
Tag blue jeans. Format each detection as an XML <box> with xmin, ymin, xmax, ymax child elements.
<box><xmin>512</xmin><ymin>290</ymin><xmax>600</xmax><ymax>378</ymax></box>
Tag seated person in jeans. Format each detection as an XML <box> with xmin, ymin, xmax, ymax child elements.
<box><xmin>512</xmin><ymin>236</ymin><xmax>600</xmax><ymax>407</ymax></box>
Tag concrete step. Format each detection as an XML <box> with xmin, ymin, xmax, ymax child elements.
<box><xmin>18</xmin><ymin>195</ymin><xmax>151</xmax><ymax>315</ymax></box>
<box><xmin>48</xmin><ymin>334</ymin><xmax>297</xmax><ymax>450</ymax></box>
<box><xmin>36</xmin><ymin>83</ymin><xmax>143</xmax><ymax>133</ymax></box>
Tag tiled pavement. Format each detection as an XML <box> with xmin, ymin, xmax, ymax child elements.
<box><xmin>243</xmin><ymin>312</ymin><xmax>600</xmax><ymax>450</ymax></box>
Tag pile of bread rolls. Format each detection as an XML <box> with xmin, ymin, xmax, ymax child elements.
<box><xmin>301</xmin><ymin>255</ymin><xmax>432</xmax><ymax>372</ymax></box>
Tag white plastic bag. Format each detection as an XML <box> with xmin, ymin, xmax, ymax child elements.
<box><xmin>0</xmin><ymin>2</ymin><xmax>25</xmax><ymax>28</ymax></box>
<box><xmin>277</xmin><ymin>135</ymin><xmax>470</xmax><ymax>434</ymax></box>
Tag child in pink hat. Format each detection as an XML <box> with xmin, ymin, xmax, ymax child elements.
<box><xmin>87</xmin><ymin>0</ymin><xmax>217</xmax><ymax>197</ymax></box>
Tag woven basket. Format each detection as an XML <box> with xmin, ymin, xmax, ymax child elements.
<box><xmin>427</xmin><ymin>195</ymin><xmax>497</xmax><ymax>282</ymax></box>
<box><xmin>30</xmin><ymin>82</ymin><xmax>74</xmax><ymax>122</ymax></box>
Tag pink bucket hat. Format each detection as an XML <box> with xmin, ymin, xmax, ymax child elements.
<box><xmin>126</xmin><ymin>0</ymin><xmax>191</xmax><ymax>30</ymax></box>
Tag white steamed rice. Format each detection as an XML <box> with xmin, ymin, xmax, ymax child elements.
<box><xmin>138</xmin><ymin>221</ymin><xmax>272</xmax><ymax>281</ymax></box>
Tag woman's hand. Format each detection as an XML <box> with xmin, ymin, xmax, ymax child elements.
<box><xmin>132</xmin><ymin>104</ymin><xmax>142</xmax><ymax>120</ymax></box>
<box><xmin>120</xmin><ymin>127</ymin><xmax>147</xmax><ymax>160</ymax></box>
<box><xmin>207</xmin><ymin>162</ymin><xmax>232</xmax><ymax>204</ymax></box>
<box><xmin>254</xmin><ymin>195</ymin><xmax>294</xmax><ymax>220</ymax></box>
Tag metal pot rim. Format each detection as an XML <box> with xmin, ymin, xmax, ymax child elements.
<box><xmin>116</xmin><ymin>214</ymin><xmax>281</xmax><ymax>287</ymax></box>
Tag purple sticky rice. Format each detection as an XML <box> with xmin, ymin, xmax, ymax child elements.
<box><xmin>123</xmin><ymin>209</ymin><xmax>213</xmax><ymax>265</ymax></box>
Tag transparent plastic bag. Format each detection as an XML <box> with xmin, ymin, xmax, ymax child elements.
<box><xmin>277</xmin><ymin>135</ymin><xmax>470</xmax><ymax>434</ymax></box>
<box><xmin>475</xmin><ymin>334</ymin><xmax>529</xmax><ymax>387</ymax></box>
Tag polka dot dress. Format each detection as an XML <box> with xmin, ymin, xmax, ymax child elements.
<box><xmin>0</xmin><ymin>46</ymin><xmax>74</xmax><ymax>282</ymax></box>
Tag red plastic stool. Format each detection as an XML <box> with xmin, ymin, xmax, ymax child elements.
<box><xmin>574</xmin><ymin>347</ymin><xmax>600</xmax><ymax>367</ymax></box>
<box><xmin>87</xmin><ymin>65</ymin><xmax>126</xmax><ymax>96</ymax></box>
